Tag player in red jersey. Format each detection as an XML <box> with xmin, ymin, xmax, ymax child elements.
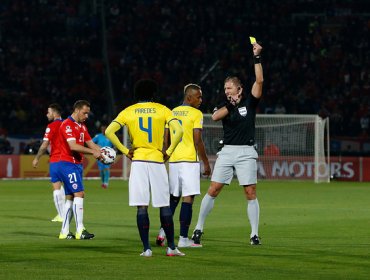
<box><xmin>56</xmin><ymin>100</ymin><xmax>102</xmax><ymax>240</ymax></box>
<box><xmin>32</xmin><ymin>103</ymin><xmax>65</xmax><ymax>223</ymax></box>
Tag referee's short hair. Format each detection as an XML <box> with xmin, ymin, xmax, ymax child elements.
<box><xmin>224</xmin><ymin>76</ymin><xmax>243</xmax><ymax>88</ymax></box>
<box><xmin>134</xmin><ymin>79</ymin><xmax>158</xmax><ymax>101</ymax></box>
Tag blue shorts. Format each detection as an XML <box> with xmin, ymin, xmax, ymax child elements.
<box><xmin>97</xmin><ymin>160</ymin><xmax>111</xmax><ymax>170</ymax></box>
<box><xmin>50</xmin><ymin>162</ymin><xmax>61</xmax><ymax>183</ymax></box>
<box><xmin>55</xmin><ymin>161</ymin><xmax>84</xmax><ymax>195</ymax></box>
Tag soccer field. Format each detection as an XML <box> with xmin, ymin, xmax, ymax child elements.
<box><xmin>0</xmin><ymin>179</ymin><xmax>369</xmax><ymax>280</ymax></box>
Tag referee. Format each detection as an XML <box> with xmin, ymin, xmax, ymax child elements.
<box><xmin>192</xmin><ymin>41</ymin><xmax>263</xmax><ymax>246</ymax></box>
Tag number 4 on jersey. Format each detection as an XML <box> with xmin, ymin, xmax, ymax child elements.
<box><xmin>139</xmin><ymin>117</ymin><xmax>152</xmax><ymax>143</ymax></box>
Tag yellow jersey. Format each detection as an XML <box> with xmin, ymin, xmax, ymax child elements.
<box><xmin>169</xmin><ymin>105</ymin><xmax>203</xmax><ymax>162</ymax></box>
<box><xmin>114</xmin><ymin>102</ymin><xmax>174</xmax><ymax>162</ymax></box>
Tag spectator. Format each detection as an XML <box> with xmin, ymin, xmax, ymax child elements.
<box><xmin>0</xmin><ymin>136</ymin><xmax>13</xmax><ymax>154</ymax></box>
<box><xmin>274</xmin><ymin>100</ymin><xmax>287</xmax><ymax>114</ymax></box>
<box><xmin>264</xmin><ymin>141</ymin><xmax>281</xmax><ymax>156</ymax></box>
<box><xmin>0</xmin><ymin>0</ymin><xmax>369</xmax><ymax>155</ymax></box>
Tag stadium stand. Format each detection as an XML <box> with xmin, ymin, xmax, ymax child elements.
<box><xmin>0</xmin><ymin>0</ymin><xmax>369</xmax><ymax>154</ymax></box>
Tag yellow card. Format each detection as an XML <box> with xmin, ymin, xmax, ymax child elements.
<box><xmin>249</xmin><ymin>36</ymin><xmax>256</xmax><ymax>44</ymax></box>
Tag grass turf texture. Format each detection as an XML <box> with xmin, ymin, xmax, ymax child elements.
<box><xmin>0</xmin><ymin>179</ymin><xmax>370</xmax><ymax>279</ymax></box>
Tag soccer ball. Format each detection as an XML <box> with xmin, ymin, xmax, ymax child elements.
<box><xmin>100</xmin><ymin>146</ymin><xmax>116</xmax><ymax>165</ymax></box>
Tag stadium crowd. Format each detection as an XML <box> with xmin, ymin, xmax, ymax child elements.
<box><xmin>0</xmin><ymin>0</ymin><xmax>369</xmax><ymax>153</ymax></box>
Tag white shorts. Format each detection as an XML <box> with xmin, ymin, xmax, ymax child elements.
<box><xmin>211</xmin><ymin>145</ymin><xmax>258</xmax><ymax>186</ymax></box>
<box><xmin>129</xmin><ymin>161</ymin><xmax>170</xmax><ymax>207</ymax></box>
<box><xmin>169</xmin><ymin>162</ymin><xmax>201</xmax><ymax>197</ymax></box>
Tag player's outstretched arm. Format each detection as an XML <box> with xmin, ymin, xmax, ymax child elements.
<box><xmin>105</xmin><ymin>121</ymin><xmax>130</xmax><ymax>157</ymax></box>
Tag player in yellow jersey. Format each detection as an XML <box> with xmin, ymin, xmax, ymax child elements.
<box><xmin>105</xmin><ymin>79</ymin><xmax>185</xmax><ymax>257</ymax></box>
<box><xmin>156</xmin><ymin>84</ymin><xmax>211</xmax><ymax>248</ymax></box>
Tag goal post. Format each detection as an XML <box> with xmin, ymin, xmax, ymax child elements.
<box><xmin>202</xmin><ymin>114</ymin><xmax>330</xmax><ymax>183</ymax></box>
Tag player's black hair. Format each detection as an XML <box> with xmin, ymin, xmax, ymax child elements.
<box><xmin>134</xmin><ymin>79</ymin><xmax>158</xmax><ymax>101</ymax></box>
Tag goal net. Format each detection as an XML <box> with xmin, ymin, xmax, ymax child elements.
<box><xmin>201</xmin><ymin>114</ymin><xmax>330</xmax><ymax>183</ymax></box>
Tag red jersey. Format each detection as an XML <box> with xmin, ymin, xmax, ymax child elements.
<box><xmin>58</xmin><ymin>116</ymin><xmax>92</xmax><ymax>164</ymax></box>
<box><xmin>43</xmin><ymin>118</ymin><xmax>63</xmax><ymax>163</ymax></box>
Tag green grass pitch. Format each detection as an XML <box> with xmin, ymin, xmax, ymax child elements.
<box><xmin>1</xmin><ymin>179</ymin><xmax>370</xmax><ymax>279</ymax></box>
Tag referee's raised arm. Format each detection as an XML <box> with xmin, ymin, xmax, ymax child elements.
<box><xmin>251</xmin><ymin>42</ymin><xmax>263</xmax><ymax>99</ymax></box>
